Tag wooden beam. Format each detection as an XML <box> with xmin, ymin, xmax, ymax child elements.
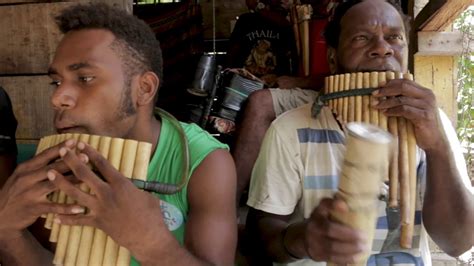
<box><xmin>417</xmin><ymin>31</ymin><xmax>473</xmax><ymax>55</ymax></box>
<box><xmin>415</xmin><ymin>0</ymin><xmax>473</xmax><ymax>32</ymax></box>
<box><xmin>414</xmin><ymin>55</ymin><xmax>457</xmax><ymax>123</ymax></box>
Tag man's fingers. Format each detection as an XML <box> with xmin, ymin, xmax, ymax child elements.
<box><xmin>327</xmin><ymin>221</ymin><xmax>367</xmax><ymax>242</ymax></box>
<box><xmin>55</xmin><ymin>214</ymin><xmax>94</xmax><ymax>228</ymax></box>
<box><xmin>47</xmin><ymin>170</ymin><xmax>95</xmax><ymax>207</ymax></box>
<box><xmin>374</xmin><ymin>79</ymin><xmax>430</xmax><ymax>99</ymax></box>
<box><xmin>77</xmin><ymin>142</ymin><xmax>122</xmax><ymax>184</ymax></box>
<box><xmin>58</xmin><ymin>147</ymin><xmax>107</xmax><ymax>195</ymax></box>
<box><xmin>329</xmin><ymin>241</ymin><xmax>368</xmax><ymax>256</ymax></box>
<box><xmin>41</xmin><ymin>203</ymin><xmax>86</xmax><ymax>216</ymax></box>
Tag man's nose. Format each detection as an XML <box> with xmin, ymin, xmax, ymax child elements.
<box><xmin>51</xmin><ymin>83</ymin><xmax>77</xmax><ymax>110</ymax></box>
<box><xmin>368</xmin><ymin>37</ymin><xmax>394</xmax><ymax>58</ymax></box>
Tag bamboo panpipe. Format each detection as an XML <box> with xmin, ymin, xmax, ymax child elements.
<box><xmin>296</xmin><ymin>5</ymin><xmax>312</xmax><ymax>76</ymax></box>
<box><xmin>37</xmin><ymin>134</ymin><xmax>152</xmax><ymax>266</ymax></box>
<box><xmin>323</xmin><ymin>72</ymin><xmax>417</xmax><ymax>249</ymax></box>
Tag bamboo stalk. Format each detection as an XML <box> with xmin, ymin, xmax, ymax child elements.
<box><xmin>48</xmin><ymin>134</ymin><xmax>70</xmax><ymax>242</ymax></box>
<box><xmin>386</xmin><ymin>71</ymin><xmax>399</xmax><ymax>208</ymax></box>
<box><xmin>290</xmin><ymin>5</ymin><xmax>300</xmax><ymax>57</ymax></box>
<box><xmin>328</xmin><ymin>75</ymin><xmax>334</xmax><ymax>110</ymax></box>
<box><xmin>63</xmin><ymin>135</ymin><xmax>91</xmax><ymax>266</ymax></box>
<box><xmin>369</xmin><ymin>72</ymin><xmax>379</xmax><ymax>126</ymax></box>
<box><xmin>75</xmin><ymin>135</ymin><xmax>101</xmax><ymax>266</ymax></box>
<box><xmin>348</xmin><ymin>73</ymin><xmax>356</xmax><ymax>122</ymax></box>
<box><xmin>115</xmin><ymin>140</ymin><xmax>139</xmax><ymax>266</ymax></box>
<box><xmin>362</xmin><ymin>72</ymin><xmax>371</xmax><ymax>123</ymax></box>
<box><xmin>40</xmin><ymin>135</ymin><xmax>56</xmax><ymax>220</ymax></box>
<box><xmin>102</xmin><ymin>138</ymin><xmax>125</xmax><ymax>266</ymax></box>
<box><xmin>53</xmin><ymin>134</ymin><xmax>81</xmax><ymax>265</ymax></box>
<box><xmin>398</xmin><ymin>116</ymin><xmax>411</xmax><ymax>249</ymax></box>
<box><xmin>404</xmin><ymin>73</ymin><xmax>417</xmax><ymax>249</ymax></box>
<box><xmin>88</xmin><ymin>137</ymin><xmax>112</xmax><ymax>266</ymax></box>
<box><xmin>355</xmin><ymin>72</ymin><xmax>363</xmax><ymax>123</ymax></box>
<box><xmin>378</xmin><ymin>72</ymin><xmax>388</xmax><ymax>131</ymax></box>
<box><xmin>343</xmin><ymin>73</ymin><xmax>350</xmax><ymax>123</ymax></box>
<box><xmin>334</xmin><ymin>74</ymin><xmax>340</xmax><ymax>117</ymax></box>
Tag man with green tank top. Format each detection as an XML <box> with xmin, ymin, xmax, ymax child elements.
<box><xmin>0</xmin><ymin>3</ymin><xmax>237</xmax><ymax>266</ymax></box>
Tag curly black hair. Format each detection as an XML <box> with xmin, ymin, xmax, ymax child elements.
<box><xmin>324</xmin><ymin>0</ymin><xmax>411</xmax><ymax>49</ymax></box>
<box><xmin>55</xmin><ymin>3</ymin><xmax>163</xmax><ymax>89</ymax></box>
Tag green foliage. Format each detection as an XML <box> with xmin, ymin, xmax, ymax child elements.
<box><xmin>454</xmin><ymin>7</ymin><xmax>473</xmax><ymax>178</ymax></box>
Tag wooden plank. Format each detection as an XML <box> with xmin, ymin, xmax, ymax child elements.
<box><xmin>416</xmin><ymin>0</ymin><xmax>472</xmax><ymax>32</ymax></box>
<box><xmin>200</xmin><ymin>0</ymin><xmax>247</xmax><ymax>39</ymax></box>
<box><xmin>0</xmin><ymin>2</ymin><xmax>70</xmax><ymax>74</ymax></box>
<box><xmin>414</xmin><ymin>55</ymin><xmax>457</xmax><ymax>123</ymax></box>
<box><xmin>0</xmin><ymin>1</ymin><xmax>132</xmax><ymax>75</ymax></box>
<box><xmin>417</xmin><ymin>31</ymin><xmax>473</xmax><ymax>55</ymax></box>
<box><xmin>0</xmin><ymin>76</ymin><xmax>56</xmax><ymax>140</ymax></box>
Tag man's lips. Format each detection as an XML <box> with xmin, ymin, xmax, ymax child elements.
<box><xmin>56</xmin><ymin>126</ymin><xmax>80</xmax><ymax>134</ymax></box>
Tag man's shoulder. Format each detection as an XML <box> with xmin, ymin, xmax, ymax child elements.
<box><xmin>273</xmin><ymin>103</ymin><xmax>313</xmax><ymax>127</ymax></box>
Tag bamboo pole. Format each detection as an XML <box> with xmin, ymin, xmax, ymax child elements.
<box><xmin>115</xmin><ymin>140</ymin><xmax>139</xmax><ymax>266</ymax></box>
<box><xmin>343</xmin><ymin>73</ymin><xmax>350</xmax><ymax>123</ymax></box>
<box><xmin>362</xmin><ymin>72</ymin><xmax>371</xmax><ymax>123</ymax></box>
<box><xmin>369</xmin><ymin>72</ymin><xmax>379</xmax><ymax>126</ymax></box>
<box><xmin>102</xmin><ymin>138</ymin><xmax>125</xmax><ymax>266</ymax></box>
<box><xmin>348</xmin><ymin>73</ymin><xmax>356</xmax><ymax>122</ymax></box>
<box><xmin>88</xmin><ymin>137</ymin><xmax>112</xmax><ymax>266</ymax></box>
<box><xmin>378</xmin><ymin>72</ymin><xmax>388</xmax><ymax>131</ymax></box>
<box><xmin>75</xmin><ymin>135</ymin><xmax>101</xmax><ymax>266</ymax></box>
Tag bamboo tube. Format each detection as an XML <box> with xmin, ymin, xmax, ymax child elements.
<box><xmin>355</xmin><ymin>72</ymin><xmax>363</xmax><ymax>122</ymax></box>
<box><xmin>297</xmin><ymin>5</ymin><xmax>311</xmax><ymax>76</ymax></box>
<box><xmin>49</xmin><ymin>134</ymin><xmax>70</xmax><ymax>241</ymax></box>
<box><xmin>378</xmin><ymin>72</ymin><xmax>388</xmax><ymax>131</ymax></box>
<box><xmin>342</xmin><ymin>74</ymin><xmax>350</xmax><ymax>123</ymax></box>
<box><xmin>75</xmin><ymin>135</ymin><xmax>101</xmax><ymax>266</ymax></box>
<box><xmin>54</xmin><ymin>134</ymin><xmax>82</xmax><ymax>265</ymax></box>
<box><xmin>362</xmin><ymin>72</ymin><xmax>371</xmax><ymax>123</ymax></box>
<box><xmin>334</xmin><ymin>74</ymin><xmax>340</xmax><ymax>116</ymax></box>
<box><xmin>36</xmin><ymin>135</ymin><xmax>53</xmax><ymax>155</ymax></box>
<box><xmin>329</xmin><ymin>123</ymin><xmax>391</xmax><ymax>265</ymax></box>
<box><xmin>64</xmin><ymin>135</ymin><xmax>91</xmax><ymax>266</ymax></box>
<box><xmin>398</xmin><ymin>116</ymin><xmax>411</xmax><ymax>249</ymax></box>
<box><xmin>348</xmin><ymin>73</ymin><xmax>356</xmax><ymax>122</ymax></box>
<box><xmin>290</xmin><ymin>5</ymin><xmax>300</xmax><ymax>57</ymax></box>
<box><xmin>114</xmin><ymin>140</ymin><xmax>139</xmax><ymax>266</ymax></box>
<box><xmin>328</xmin><ymin>75</ymin><xmax>335</xmax><ymax>110</ymax></box>
<box><xmin>116</xmin><ymin>141</ymin><xmax>152</xmax><ymax>266</ymax></box>
<box><xmin>369</xmin><ymin>72</ymin><xmax>379</xmax><ymax>125</ymax></box>
<box><xmin>89</xmin><ymin>137</ymin><xmax>112</xmax><ymax>266</ymax></box>
<box><xmin>385</xmin><ymin>71</ymin><xmax>399</xmax><ymax>208</ymax></box>
<box><xmin>102</xmin><ymin>138</ymin><xmax>125</xmax><ymax>266</ymax></box>
<box><xmin>336</xmin><ymin>74</ymin><xmax>344</xmax><ymax>120</ymax></box>
<box><xmin>39</xmin><ymin>135</ymin><xmax>55</xmax><ymax>219</ymax></box>
<box><xmin>404</xmin><ymin>73</ymin><xmax>417</xmax><ymax>249</ymax></box>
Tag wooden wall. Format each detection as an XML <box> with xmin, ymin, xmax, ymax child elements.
<box><xmin>200</xmin><ymin>0</ymin><xmax>247</xmax><ymax>39</ymax></box>
<box><xmin>0</xmin><ymin>0</ymin><xmax>132</xmax><ymax>143</ymax></box>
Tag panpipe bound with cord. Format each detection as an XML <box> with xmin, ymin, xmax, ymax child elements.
<box><xmin>314</xmin><ymin>71</ymin><xmax>417</xmax><ymax>250</ymax></box>
<box><xmin>36</xmin><ymin>133</ymin><xmax>152</xmax><ymax>266</ymax></box>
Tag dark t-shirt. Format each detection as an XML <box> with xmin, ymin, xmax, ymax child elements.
<box><xmin>0</xmin><ymin>86</ymin><xmax>17</xmax><ymax>155</ymax></box>
<box><xmin>228</xmin><ymin>12</ymin><xmax>297</xmax><ymax>77</ymax></box>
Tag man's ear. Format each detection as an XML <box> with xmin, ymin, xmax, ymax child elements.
<box><xmin>327</xmin><ymin>47</ymin><xmax>338</xmax><ymax>74</ymax></box>
<box><xmin>136</xmin><ymin>71</ymin><xmax>159</xmax><ymax>106</ymax></box>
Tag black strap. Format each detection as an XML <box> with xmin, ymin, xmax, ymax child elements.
<box><xmin>311</xmin><ymin>88</ymin><xmax>376</xmax><ymax>118</ymax></box>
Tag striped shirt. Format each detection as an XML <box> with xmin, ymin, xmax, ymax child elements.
<box><xmin>247</xmin><ymin>104</ymin><xmax>449</xmax><ymax>266</ymax></box>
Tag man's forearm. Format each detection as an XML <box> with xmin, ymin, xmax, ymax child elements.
<box><xmin>0</xmin><ymin>230</ymin><xmax>53</xmax><ymax>265</ymax></box>
<box><xmin>423</xmin><ymin>142</ymin><xmax>474</xmax><ymax>256</ymax></box>
<box><xmin>131</xmin><ymin>227</ymin><xmax>209</xmax><ymax>266</ymax></box>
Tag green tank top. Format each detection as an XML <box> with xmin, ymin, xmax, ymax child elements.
<box><xmin>130</xmin><ymin>115</ymin><xmax>228</xmax><ymax>265</ymax></box>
